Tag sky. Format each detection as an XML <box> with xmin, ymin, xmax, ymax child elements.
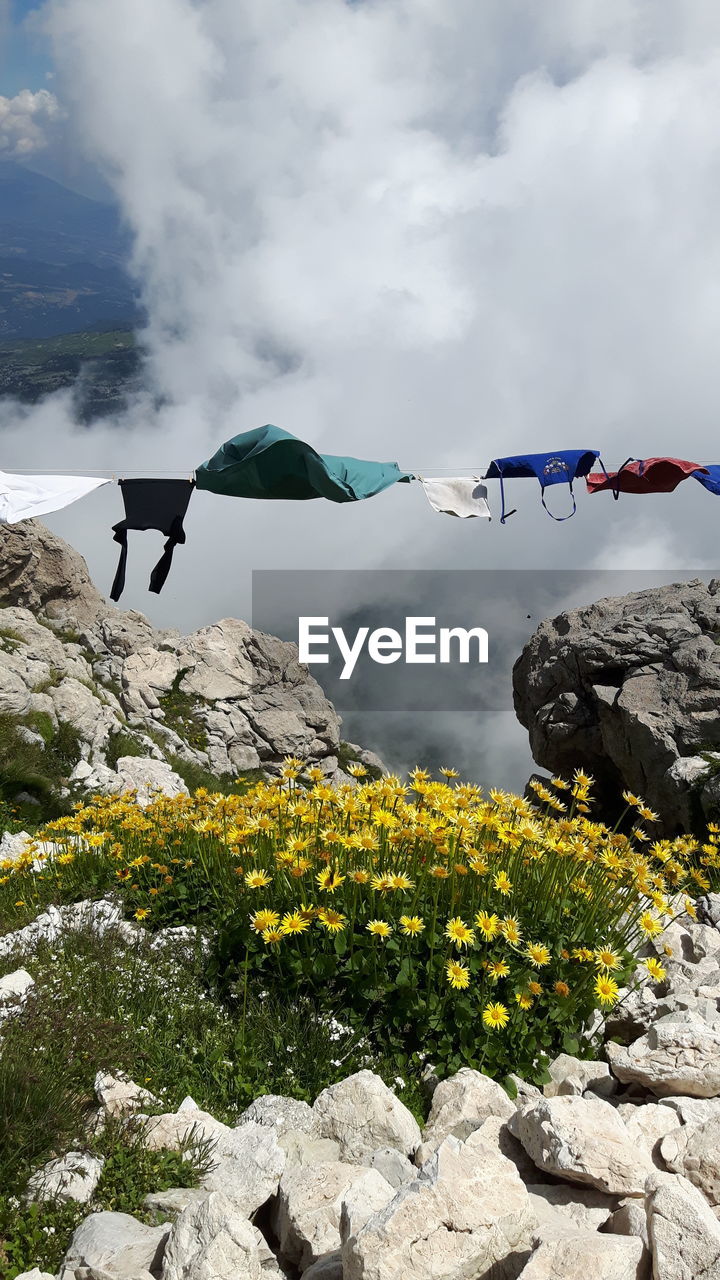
<box><xmin>1</xmin><ymin>0</ymin><xmax>720</xmax><ymax>782</ymax></box>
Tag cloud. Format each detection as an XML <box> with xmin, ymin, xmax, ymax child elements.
<box><xmin>3</xmin><ymin>0</ymin><xmax>720</xmax><ymax>774</ymax></box>
<box><xmin>0</xmin><ymin>87</ymin><xmax>60</xmax><ymax>155</ymax></box>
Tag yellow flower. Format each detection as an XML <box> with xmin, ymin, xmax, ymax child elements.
<box><xmin>494</xmin><ymin>871</ymin><xmax>512</xmax><ymax>895</ymax></box>
<box><xmin>500</xmin><ymin>916</ymin><xmax>522</xmax><ymax>945</ymax></box>
<box><xmin>350</xmin><ymin>870</ymin><xmax>371</xmax><ymax>884</ymax></box>
<box><xmin>57</xmin><ymin>852</ymin><xmax>75</xmax><ymax>865</ymax></box>
<box><xmin>318</xmin><ymin>908</ymin><xmax>346</xmax><ymax>933</ymax></box>
<box><xmin>439</xmin><ymin>767</ymin><xmax>460</xmax><ymax>779</ymax></box>
<box><xmin>281</xmin><ymin>911</ymin><xmax>311</xmax><ymax>935</ymax></box>
<box><xmin>262</xmin><ymin>928</ymin><xmax>283</xmax><ymax>945</ymax></box>
<box><xmin>399</xmin><ymin>915</ymin><xmax>425</xmax><ymax>936</ymax></box>
<box><xmin>245</xmin><ymin>869</ymin><xmax>271</xmax><ymax>889</ymax></box>
<box><xmin>554</xmin><ymin>980</ymin><xmax>570</xmax><ymax>997</ymax></box>
<box><xmin>445</xmin><ymin>959</ymin><xmax>470</xmax><ymax>990</ymax></box>
<box><xmin>515</xmin><ymin>992</ymin><xmax>533</xmax><ymax>1009</ymax></box>
<box><xmin>622</xmin><ymin>790</ymin><xmax>642</xmax><ymax>806</ymax></box>
<box><xmin>475</xmin><ymin>911</ymin><xmax>500</xmax><ymax>940</ymax></box>
<box><xmin>317</xmin><ymin>868</ymin><xmax>346</xmax><ymax>893</ymax></box>
<box><xmin>638</xmin><ymin>911</ymin><xmax>663</xmax><ymax>937</ymax></box>
<box><xmin>134</xmin><ymin>908</ymin><xmax>150</xmax><ymax>920</ymax></box>
<box><xmin>525</xmin><ymin>942</ymin><xmax>551</xmax><ymax>968</ymax></box>
<box><xmin>595</xmin><ymin>947</ymin><xmax>621</xmax><ymax>971</ymax></box>
<box><xmin>482</xmin><ymin>1001</ymin><xmax>509</xmax><ymax>1030</ymax></box>
<box><xmin>390</xmin><ymin>874</ymin><xmax>414</xmax><ymax>891</ymax></box>
<box><xmin>528</xmin><ymin>980</ymin><xmax>543</xmax><ymax>996</ymax></box>
<box><xmin>371</xmin><ymin>874</ymin><xmax>393</xmax><ymax>892</ymax></box>
<box><xmin>488</xmin><ymin>960</ymin><xmax>510</xmax><ymax>981</ymax></box>
<box><xmin>445</xmin><ymin>917</ymin><xmax>476</xmax><ymax>949</ymax></box>
<box><xmin>594</xmin><ymin>974</ymin><xmax>619</xmax><ymax>1006</ymax></box>
<box><xmin>430</xmin><ymin>865</ymin><xmax>450</xmax><ymax>879</ymax></box>
<box><xmin>644</xmin><ymin>957</ymin><xmax>667</xmax><ymax>983</ymax></box>
<box><xmin>250</xmin><ymin>910</ymin><xmax>280</xmax><ymax>934</ymax></box>
<box><xmin>367</xmin><ymin>920</ymin><xmax>393</xmax><ymax>939</ymax></box>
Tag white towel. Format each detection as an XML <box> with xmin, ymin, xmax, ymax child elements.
<box><xmin>419</xmin><ymin>476</ymin><xmax>492</xmax><ymax>519</ymax></box>
<box><xmin>0</xmin><ymin>471</ymin><xmax>110</xmax><ymax>524</ymax></box>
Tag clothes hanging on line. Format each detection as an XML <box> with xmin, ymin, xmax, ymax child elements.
<box><xmin>195</xmin><ymin>424</ymin><xmax>411</xmax><ymax>503</ymax></box>
<box><xmin>109</xmin><ymin>479</ymin><xmax>194</xmax><ymax>602</ymax></box>
<box><xmin>694</xmin><ymin>465</ymin><xmax>720</xmax><ymax>496</ymax></box>
<box><xmin>419</xmin><ymin>476</ymin><xmax>491</xmax><ymax>519</ymax></box>
<box><xmin>484</xmin><ymin>450</ymin><xmax>603</xmax><ymax>523</ymax></box>
<box><xmin>0</xmin><ymin>471</ymin><xmax>110</xmax><ymax>525</ymax></box>
<box><xmin>586</xmin><ymin>457</ymin><xmax>706</xmax><ymax>496</ymax></box>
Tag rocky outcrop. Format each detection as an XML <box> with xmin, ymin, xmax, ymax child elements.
<box><xmin>0</xmin><ymin>521</ymin><xmax>371</xmax><ymax>801</ymax></box>
<box><xmin>513</xmin><ymin>578</ymin><xmax>720</xmax><ymax>831</ymax></box>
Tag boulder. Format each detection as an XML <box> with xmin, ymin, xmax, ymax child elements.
<box><xmin>606</xmin><ymin>1020</ymin><xmax>720</xmax><ymax>1097</ymax></box>
<box><xmin>273</xmin><ymin>1162</ymin><xmax>394</xmax><ymax>1271</ymax></box>
<box><xmin>140</xmin><ymin>1109</ymin><xmax>285</xmax><ymax>1216</ymax></box>
<box><xmin>415</xmin><ymin>1067</ymin><xmax>514</xmax><ymax>1163</ymax></box>
<box><xmin>302</xmin><ymin>1254</ymin><xmax>343</xmax><ymax>1280</ymax></box>
<box><xmin>363</xmin><ymin>1147</ymin><xmax>415</xmax><ymax>1189</ymax></box>
<box><xmin>617</xmin><ymin>1103</ymin><xmax>681</xmax><ymax>1166</ymax></box>
<box><xmin>516</xmin><ymin>1231</ymin><xmax>645</xmax><ymax>1279</ymax></box>
<box><xmin>509</xmin><ymin>1095</ymin><xmax>653</xmax><ymax>1195</ymax></box>
<box><xmin>236</xmin><ymin>1094</ymin><xmax>317</xmax><ymax>1138</ymax></box>
<box><xmin>144</xmin><ymin>1188</ymin><xmax>208</xmax><ymax>1218</ymax></box>
<box><xmin>27</xmin><ymin>1151</ymin><xmax>104</xmax><ymax>1205</ymax></box>
<box><xmin>95</xmin><ymin>1070</ymin><xmax>159</xmax><ymax>1119</ymax></box>
<box><xmin>646</xmin><ymin>1170</ymin><xmax>720</xmax><ymax>1279</ymax></box>
<box><xmin>543</xmin><ymin>1053</ymin><xmax>614</xmax><ymax>1099</ymax></box>
<box><xmin>660</xmin><ymin>1114</ymin><xmax>720</xmax><ymax>1206</ymax></box>
<box><xmin>59</xmin><ymin>1211</ymin><xmax>169</xmax><ymax>1280</ymax></box>
<box><xmin>525</xmin><ymin>1182</ymin><xmax>617</xmax><ymax>1233</ymax></box>
<box><xmin>342</xmin><ymin>1131</ymin><xmax>538</xmax><ymax>1280</ymax></box>
<box><xmin>0</xmin><ymin>521</ymin><xmax>363</xmax><ymax>791</ymax></box>
<box><xmin>512</xmin><ymin>578</ymin><xmax>720</xmax><ymax>831</ymax></box>
<box><xmin>312</xmin><ymin>1071</ymin><xmax>421</xmax><ymax>1163</ymax></box>
<box><xmin>280</xmin><ymin>1130</ymin><xmax>341</xmax><ymax>1166</ymax></box>
<box><xmin>161</xmin><ymin>1191</ymin><xmax>261</xmax><ymax>1280</ymax></box>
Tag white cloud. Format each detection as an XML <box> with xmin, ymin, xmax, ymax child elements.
<box><xmin>0</xmin><ymin>88</ymin><xmax>61</xmax><ymax>156</ymax></box>
<box><xmin>1</xmin><ymin>0</ymin><xmax>719</xmax><ymax>635</ymax></box>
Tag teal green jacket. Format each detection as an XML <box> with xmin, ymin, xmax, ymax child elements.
<box><xmin>196</xmin><ymin>424</ymin><xmax>411</xmax><ymax>503</ymax></box>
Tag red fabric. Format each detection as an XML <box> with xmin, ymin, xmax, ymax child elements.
<box><xmin>586</xmin><ymin>457</ymin><xmax>706</xmax><ymax>495</ymax></box>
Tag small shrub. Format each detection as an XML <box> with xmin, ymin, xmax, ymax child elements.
<box><xmin>106</xmin><ymin>729</ymin><xmax>147</xmax><ymax>771</ymax></box>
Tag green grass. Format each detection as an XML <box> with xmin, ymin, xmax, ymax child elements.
<box><xmin>158</xmin><ymin>671</ymin><xmax>209</xmax><ymax>752</ymax></box>
<box><xmin>0</xmin><ymin>713</ymin><xmax>82</xmax><ymax>823</ymax></box>
<box><xmin>106</xmin><ymin>730</ymin><xmax>147</xmax><ymax>772</ymax></box>
<box><xmin>0</xmin><ymin>925</ymin><xmax>425</xmax><ymax>1276</ymax></box>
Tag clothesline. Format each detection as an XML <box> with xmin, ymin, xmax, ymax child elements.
<box><xmin>6</xmin><ymin>460</ymin><xmax>720</xmax><ymax>475</ymax></box>
<box><xmin>2</xmin><ymin>429</ymin><xmax>718</xmax><ymax>603</ymax></box>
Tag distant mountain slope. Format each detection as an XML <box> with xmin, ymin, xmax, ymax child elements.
<box><xmin>0</xmin><ymin>329</ymin><xmax>142</xmax><ymax>420</ymax></box>
<box><xmin>0</xmin><ymin>162</ymin><xmax>140</xmax><ymax>340</ymax></box>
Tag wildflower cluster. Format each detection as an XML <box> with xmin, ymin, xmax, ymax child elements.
<box><xmin>0</xmin><ymin>761</ymin><xmax>715</xmax><ymax>1081</ymax></box>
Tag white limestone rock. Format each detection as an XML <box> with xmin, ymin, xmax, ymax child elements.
<box><xmin>342</xmin><ymin>1131</ymin><xmax>538</xmax><ymax>1280</ymax></box>
<box><xmin>236</xmin><ymin>1094</ymin><xmax>317</xmax><ymax>1138</ymax></box>
<box><xmin>525</xmin><ymin>1182</ymin><xmax>617</xmax><ymax>1233</ymax></box>
<box><xmin>95</xmin><ymin>1070</ymin><xmax>159</xmax><ymax>1119</ymax></box>
<box><xmin>161</xmin><ymin>1191</ymin><xmax>261</xmax><ymax>1280</ymax></box>
<box><xmin>27</xmin><ymin>1151</ymin><xmax>104</xmax><ymax>1205</ymax></box>
<box><xmin>606</xmin><ymin>1021</ymin><xmax>720</xmax><ymax>1097</ymax></box>
<box><xmin>509</xmin><ymin>1095</ymin><xmax>653</xmax><ymax>1196</ymax></box>
<box><xmin>274</xmin><ymin>1162</ymin><xmax>394</xmax><ymax>1271</ymax></box>
<box><xmin>415</xmin><ymin>1066</ymin><xmax>514</xmax><ymax>1163</ymax></box>
<box><xmin>312</xmin><ymin>1070</ymin><xmax>421</xmax><ymax>1163</ymax></box>
<box><xmin>646</xmin><ymin>1170</ymin><xmax>720</xmax><ymax>1279</ymax></box>
<box><xmin>543</xmin><ymin>1053</ymin><xmax>615</xmax><ymax>1098</ymax></box>
<box><xmin>618</xmin><ymin>1102</ymin><xmax>681</xmax><ymax>1167</ymax></box>
<box><xmin>660</xmin><ymin>1114</ymin><xmax>720</xmax><ymax>1206</ymax></box>
<box><xmin>59</xmin><ymin>1211</ymin><xmax>169</xmax><ymax>1280</ymax></box>
<box><xmin>516</xmin><ymin>1231</ymin><xmax>645</xmax><ymax>1279</ymax></box>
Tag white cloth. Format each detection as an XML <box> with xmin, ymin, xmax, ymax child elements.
<box><xmin>0</xmin><ymin>471</ymin><xmax>110</xmax><ymax>524</ymax></box>
<box><xmin>419</xmin><ymin>476</ymin><xmax>492</xmax><ymax>519</ymax></box>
